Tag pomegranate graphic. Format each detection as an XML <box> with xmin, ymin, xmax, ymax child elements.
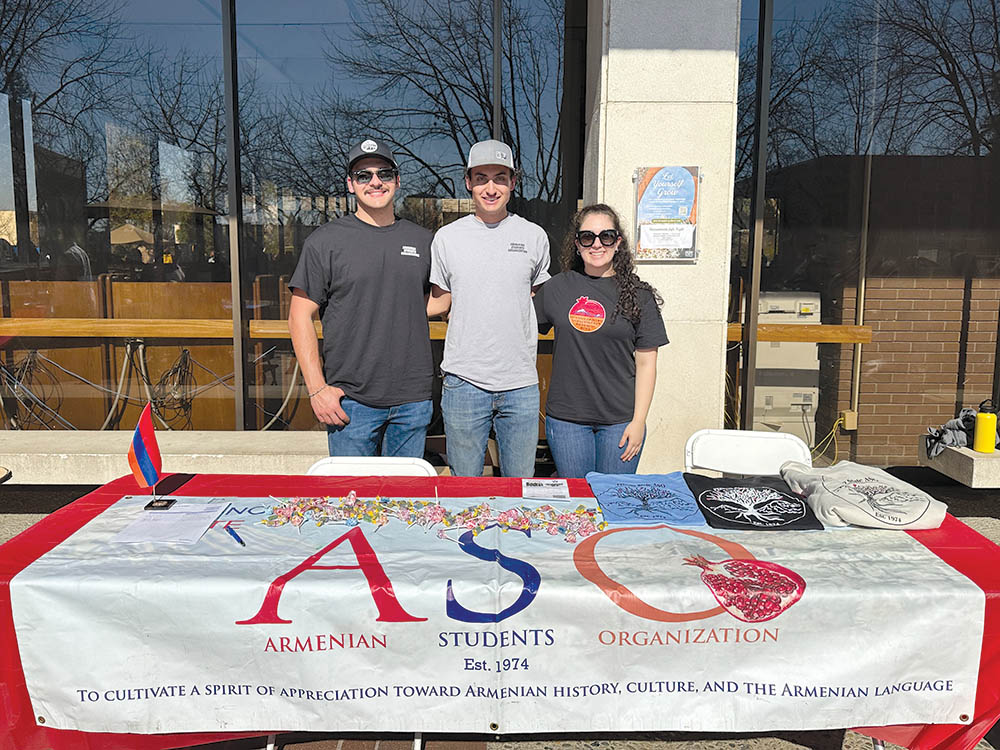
<box><xmin>684</xmin><ymin>555</ymin><xmax>805</xmax><ymax>623</ymax></box>
<box><xmin>568</xmin><ymin>296</ymin><xmax>606</xmax><ymax>333</ymax></box>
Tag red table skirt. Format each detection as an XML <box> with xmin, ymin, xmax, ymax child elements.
<box><xmin>2</xmin><ymin>473</ymin><xmax>998</xmax><ymax>750</ymax></box>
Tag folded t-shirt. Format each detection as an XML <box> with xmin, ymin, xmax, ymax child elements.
<box><xmin>586</xmin><ymin>471</ymin><xmax>704</xmax><ymax>526</ymax></box>
<box><xmin>780</xmin><ymin>460</ymin><xmax>947</xmax><ymax>530</ymax></box>
<box><xmin>682</xmin><ymin>473</ymin><xmax>824</xmax><ymax>530</ymax></box>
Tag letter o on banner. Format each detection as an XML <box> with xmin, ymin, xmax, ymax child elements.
<box><xmin>573</xmin><ymin>524</ymin><xmax>756</xmax><ymax>622</ymax></box>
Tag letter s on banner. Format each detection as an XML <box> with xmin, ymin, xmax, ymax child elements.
<box><xmin>447</xmin><ymin>528</ymin><xmax>541</xmax><ymax>623</ymax></box>
<box><xmin>236</xmin><ymin>526</ymin><xmax>427</xmax><ymax>625</ymax></box>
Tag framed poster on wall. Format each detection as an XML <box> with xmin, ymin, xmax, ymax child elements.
<box><xmin>633</xmin><ymin>166</ymin><xmax>700</xmax><ymax>261</ymax></box>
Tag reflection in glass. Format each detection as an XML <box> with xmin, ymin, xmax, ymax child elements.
<box><xmin>235</xmin><ymin>0</ymin><xmax>579</xmax><ymax>433</ymax></box>
<box><xmin>734</xmin><ymin>0</ymin><xmax>1000</xmax><ymax>466</ymax></box>
<box><xmin>0</xmin><ymin>1</ymin><xmax>232</xmax><ymax>430</ymax></box>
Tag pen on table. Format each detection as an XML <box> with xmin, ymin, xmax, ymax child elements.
<box><xmin>224</xmin><ymin>525</ymin><xmax>246</xmax><ymax>547</ymax></box>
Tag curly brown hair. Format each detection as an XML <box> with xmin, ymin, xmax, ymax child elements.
<box><xmin>559</xmin><ymin>203</ymin><xmax>663</xmax><ymax>323</ymax></box>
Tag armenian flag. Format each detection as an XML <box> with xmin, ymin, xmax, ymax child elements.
<box><xmin>128</xmin><ymin>402</ymin><xmax>162</xmax><ymax>488</ymax></box>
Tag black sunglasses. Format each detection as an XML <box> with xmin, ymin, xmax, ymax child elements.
<box><xmin>350</xmin><ymin>167</ymin><xmax>398</xmax><ymax>184</ymax></box>
<box><xmin>576</xmin><ymin>229</ymin><xmax>620</xmax><ymax>247</ymax></box>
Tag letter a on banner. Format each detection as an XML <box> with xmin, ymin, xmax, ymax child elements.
<box><xmin>236</xmin><ymin>526</ymin><xmax>426</xmax><ymax>625</ymax></box>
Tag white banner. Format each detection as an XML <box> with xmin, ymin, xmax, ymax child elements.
<box><xmin>11</xmin><ymin>492</ymin><xmax>984</xmax><ymax>734</ymax></box>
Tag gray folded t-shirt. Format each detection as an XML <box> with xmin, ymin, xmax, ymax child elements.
<box><xmin>780</xmin><ymin>460</ymin><xmax>947</xmax><ymax>530</ymax></box>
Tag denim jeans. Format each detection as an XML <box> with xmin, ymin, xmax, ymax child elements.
<box><xmin>544</xmin><ymin>414</ymin><xmax>643</xmax><ymax>478</ymax></box>
<box><xmin>326</xmin><ymin>397</ymin><xmax>433</xmax><ymax>458</ymax></box>
<box><xmin>441</xmin><ymin>374</ymin><xmax>539</xmax><ymax>477</ymax></box>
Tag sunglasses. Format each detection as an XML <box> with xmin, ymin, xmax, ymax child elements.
<box><xmin>350</xmin><ymin>167</ymin><xmax>398</xmax><ymax>184</ymax></box>
<box><xmin>576</xmin><ymin>229</ymin><xmax>620</xmax><ymax>247</ymax></box>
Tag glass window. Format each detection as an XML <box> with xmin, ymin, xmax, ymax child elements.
<box><xmin>235</xmin><ymin>0</ymin><xmax>582</xmax><ymax>439</ymax></box>
<box><xmin>0</xmin><ymin>1</ymin><xmax>232</xmax><ymax>430</ymax></box>
<box><xmin>733</xmin><ymin>0</ymin><xmax>1000</xmax><ymax>466</ymax></box>
<box><xmin>0</xmin><ymin>0</ymin><xmax>584</xmax><ymax>434</ymax></box>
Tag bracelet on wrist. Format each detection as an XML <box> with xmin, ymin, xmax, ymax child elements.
<box><xmin>307</xmin><ymin>385</ymin><xmax>328</xmax><ymax>398</ymax></box>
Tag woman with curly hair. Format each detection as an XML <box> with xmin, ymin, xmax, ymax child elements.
<box><xmin>534</xmin><ymin>204</ymin><xmax>668</xmax><ymax>477</ymax></box>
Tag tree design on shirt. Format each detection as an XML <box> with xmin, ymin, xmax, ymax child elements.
<box><xmin>833</xmin><ymin>478</ymin><xmax>928</xmax><ymax>522</ymax></box>
<box><xmin>600</xmin><ymin>483</ymin><xmax>696</xmax><ymax>521</ymax></box>
<box><xmin>699</xmin><ymin>486</ymin><xmax>805</xmax><ymax>526</ymax></box>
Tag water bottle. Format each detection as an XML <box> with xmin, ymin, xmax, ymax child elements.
<box><xmin>974</xmin><ymin>399</ymin><xmax>997</xmax><ymax>453</ymax></box>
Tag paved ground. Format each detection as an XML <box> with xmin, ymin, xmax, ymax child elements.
<box><xmin>2</xmin><ymin>468</ymin><xmax>998</xmax><ymax>750</ymax></box>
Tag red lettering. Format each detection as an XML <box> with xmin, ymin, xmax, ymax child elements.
<box><xmin>572</xmin><ymin>524</ymin><xmax>754</xmax><ymax>622</ymax></box>
<box><xmin>236</xmin><ymin>526</ymin><xmax>426</xmax><ymax>624</ymax></box>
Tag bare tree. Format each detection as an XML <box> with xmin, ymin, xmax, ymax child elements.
<box><xmin>1</xmin><ymin>0</ymin><xmax>139</xmax><ymax>203</ymax></box>
<box><xmin>317</xmin><ymin>0</ymin><xmax>564</xmax><ymax>201</ymax></box>
<box><xmin>870</xmin><ymin>0</ymin><xmax>1000</xmax><ymax>155</ymax></box>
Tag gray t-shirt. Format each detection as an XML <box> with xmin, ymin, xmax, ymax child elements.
<box><xmin>430</xmin><ymin>213</ymin><xmax>551</xmax><ymax>391</ymax></box>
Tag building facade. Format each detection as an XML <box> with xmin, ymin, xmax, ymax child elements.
<box><xmin>0</xmin><ymin>0</ymin><xmax>995</xmax><ymax>473</ymax></box>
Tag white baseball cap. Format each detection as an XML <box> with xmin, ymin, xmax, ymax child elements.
<box><xmin>467</xmin><ymin>139</ymin><xmax>515</xmax><ymax>171</ymax></box>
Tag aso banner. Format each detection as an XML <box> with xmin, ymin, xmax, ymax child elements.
<box><xmin>11</xmin><ymin>492</ymin><xmax>985</xmax><ymax>734</ymax></box>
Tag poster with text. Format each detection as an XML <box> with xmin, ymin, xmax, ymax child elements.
<box><xmin>635</xmin><ymin>166</ymin><xmax>700</xmax><ymax>261</ymax></box>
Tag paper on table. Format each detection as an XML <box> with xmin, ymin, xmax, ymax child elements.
<box><xmin>521</xmin><ymin>478</ymin><xmax>570</xmax><ymax>501</ymax></box>
<box><xmin>112</xmin><ymin>503</ymin><xmax>226</xmax><ymax>545</ymax></box>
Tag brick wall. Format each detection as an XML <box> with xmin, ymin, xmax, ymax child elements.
<box><xmin>817</xmin><ymin>277</ymin><xmax>999</xmax><ymax>466</ymax></box>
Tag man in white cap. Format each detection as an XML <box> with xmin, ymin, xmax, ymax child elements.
<box><xmin>429</xmin><ymin>139</ymin><xmax>551</xmax><ymax>477</ymax></box>
<box><xmin>287</xmin><ymin>137</ymin><xmax>435</xmax><ymax>457</ymax></box>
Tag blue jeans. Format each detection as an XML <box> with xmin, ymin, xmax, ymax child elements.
<box><xmin>544</xmin><ymin>415</ymin><xmax>643</xmax><ymax>478</ymax></box>
<box><xmin>441</xmin><ymin>374</ymin><xmax>539</xmax><ymax>477</ymax></box>
<box><xmin>326</xmin><ymin>397</ymin><xmax>433</xmax><ymax>458</ymax></box>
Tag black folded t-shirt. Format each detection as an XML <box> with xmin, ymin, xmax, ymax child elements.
<box><xmin>683</xmin><ymin>473</ymin><xmax>823</xmax><ymax>530</ymax></box>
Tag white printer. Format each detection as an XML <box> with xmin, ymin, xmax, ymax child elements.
<box><xmin>751</xmin><ymin>291</ymin><xmax>821</xmax><ymax>446</ymax></box>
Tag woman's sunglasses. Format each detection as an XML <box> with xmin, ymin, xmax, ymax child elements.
<box><xmin>576</xmin><ymin>229</ymin><xmax>620</xmax><ymax>247</ymax></box>
<box><xmin>350</xmin><ymin>167</ymin><xmax>399</xmax><ymax>184</ymax></box>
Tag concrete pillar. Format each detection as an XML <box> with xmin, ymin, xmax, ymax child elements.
<box><xmin>584</xmin><ymin>0</ymin><xmax>740</xmax><ymax>471</ymax></box>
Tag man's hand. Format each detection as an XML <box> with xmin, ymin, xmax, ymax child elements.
<box><xmin>619</xmin><ymin>420</ymin><xmax>645</xmax><ymax>462</ymax></box>
<box><xmin>310</xmin><ymin>385</ymin><xmax>350</xmax><ymax>427</ymax></box>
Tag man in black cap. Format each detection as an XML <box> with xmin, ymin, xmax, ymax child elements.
<box><xmin>287</xmin><ymin>137</ymin><xmax>436</xmax><ymax>457</ymax></box>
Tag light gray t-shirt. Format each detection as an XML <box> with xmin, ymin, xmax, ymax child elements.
<box><xmin>780</xmin><ymin>460</ymin><xmax>947</xmax><ymax>529</ymax></box>
<box><xmin>430</xmin><ymin>213</ymin><xmax>551</xmax><ymax>391</ymax></box>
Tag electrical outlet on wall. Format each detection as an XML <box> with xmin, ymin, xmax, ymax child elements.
<box><xmin>839</xmin><ymin>409</ymin><xmax>858</xmax><ymax>431</ymax></box>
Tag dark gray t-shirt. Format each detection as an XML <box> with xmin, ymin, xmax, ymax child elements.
<box><xmin>534</xmin><ymin>271</ymin><xmax>668</xmax><ymax>424</ymax></box>
<box><xmin>287</xmin><ymin>214</ymin><xmax>433</xmax><ymax>408</ymax></box>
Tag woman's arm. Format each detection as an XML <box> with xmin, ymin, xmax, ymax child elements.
<box><xmin>619</xmin><ymin>348</ymin><xmax>659</xmax><ymax>461</ymax></box>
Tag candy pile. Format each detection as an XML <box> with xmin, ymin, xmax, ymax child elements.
<box><xmin>262</xmin><ymin>491</ymin><xmax>606</xmax><ymax>543</ymax></box>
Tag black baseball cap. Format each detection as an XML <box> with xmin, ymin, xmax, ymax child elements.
<box><xmin>347</xmin><ymin>138</ymin><xmax>398</xmax><ymax>172</ymax></box>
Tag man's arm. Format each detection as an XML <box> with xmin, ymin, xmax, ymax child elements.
<box><xmin>427</xmin><ymin>284</ymin><xmax>452</xmax><ymax>317</ymax></box>
<box><xmin>288</xmin><ymin>289</ymin><xmax>349</xmax><ymax>427</ymax></box>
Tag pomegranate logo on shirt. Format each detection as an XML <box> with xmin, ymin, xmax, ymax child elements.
<box><xmin>568</xmin><ymin>296</ymin><xmax>606</xmax><ymax>333</ymax></box>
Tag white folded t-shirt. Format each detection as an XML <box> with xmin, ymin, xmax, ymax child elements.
<box><xmin>779</xmin><ymin>460</ymin><xmax>947</xmax><ymax>530</ymax></box>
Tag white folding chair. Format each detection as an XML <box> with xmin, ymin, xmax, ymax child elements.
<box><xmin>306</xmin><ymin>456</ymin><xmax>438</xmax><ymax>477</ymax></box>
<box><xmin>684</xmin><ymin>428</ymin><xmax>811</xmax><ymax>477</ymax></box>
